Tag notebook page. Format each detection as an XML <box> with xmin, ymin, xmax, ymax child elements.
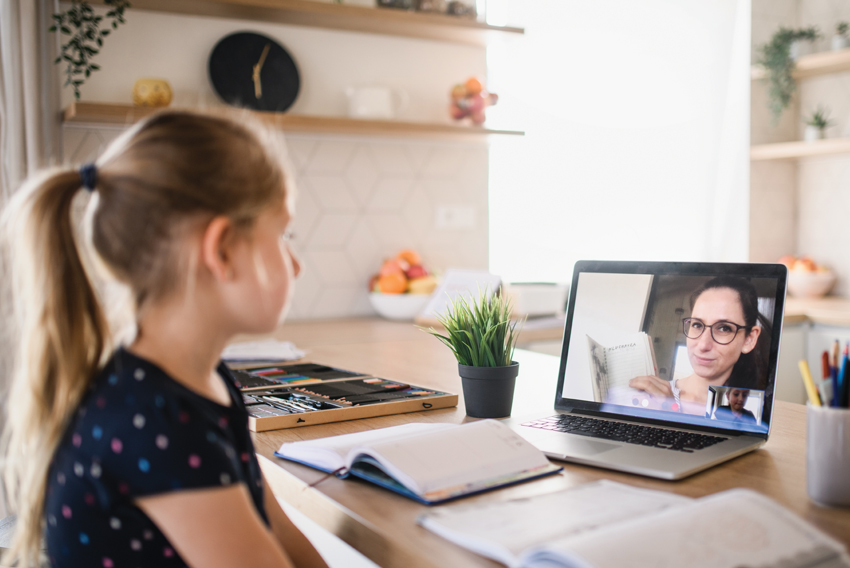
<box><xmin>418</xmin><ymin>480</ymin><xmax>689</xmax><ymax>568</ymax></box>
<box><xmin>530</xmin><ymin>489</ymin><xmax>850</xmax><ymax>568</ymax></box>
<box><xmin>277</xmin><ymin>422</ymin><xmax>454</xmax><ymax>472</ymax></box>
<box><xmin>605</xmin><ymin>333</ymin><xmax>653</xmax><ymax>389</ymax></box>
<box><xmin>358</xmin><ymin>419</ymin><xmax>550</xmax><ymax>496</ymax></box>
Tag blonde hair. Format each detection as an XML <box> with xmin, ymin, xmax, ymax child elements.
<box><xmin>0</xmin><ymin>110</ymin><xmax>288</xmax><ymax>566</ymax></box>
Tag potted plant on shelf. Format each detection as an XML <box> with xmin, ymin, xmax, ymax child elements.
<box><xmin>49</xmin><ymin>0</ymin><xmax>131</xmax><ymax>100</ymax></box>
<box><xmin>803</xmin><ymin>105</ymin><xmax>834</xmax><ymax>141</ymax></box>
<box><xmin>756</xmin><ymin>26</ymin><xmax>820</xmax><ymax>123</ymax></box>
<box><xmin>421</xmin><ymin>289</ymin><xmax>523</xmax><ymax>418</ymax></box>
<box><xmin>832</xmin><ymin>22</ymin><xmax>849</xmax><ymax>51</ymax></box>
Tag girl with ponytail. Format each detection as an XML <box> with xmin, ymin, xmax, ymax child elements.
<box><xmin>1</xmin><ymin>111</ymin><xmax>327</xmax><ymax>568</ymax></box>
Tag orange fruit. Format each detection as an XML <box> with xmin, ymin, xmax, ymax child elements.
<box><xmin>396</xmin><ymin>249</ymin><xmax>421</xmax><ymax>266</ymax></box>
<box><xmin>464</xmin><ymin>77</ymin><xmax>483</xmax><ymax>96</ymax></box>
<box><xmin>377</xmin><ymin>272</ymin><xmax>407</xmax><ymax>294</ymax></box>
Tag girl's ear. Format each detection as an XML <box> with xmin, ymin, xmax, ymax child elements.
<box><xmin>201</xmin><ymin>216</ymin><xmax>236</xmax><ymax>281</ymax></box>
<box><xmin>741</xmin><ymin>325</ymin><xmax>762</xmax><ymax>354</ymax></box>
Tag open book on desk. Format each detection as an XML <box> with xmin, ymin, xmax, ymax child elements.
<box><xmin>419</xmin><ymin>480</ymin><xmax>850</xmax><ymax>568</ymax></box>
<box><xmin>274</xmin><ymin>420</ymin><xmax>562</xmax><ymax>505</ymax></box>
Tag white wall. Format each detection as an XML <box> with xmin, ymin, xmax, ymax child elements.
<box><xmin>487</xmin><ymin>0</ymin><xmax>752</xmax><ymax>284</ymax></box>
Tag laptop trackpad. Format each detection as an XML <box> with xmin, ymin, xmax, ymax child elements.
<box><xmin>537</xmin><ymin>436</ymin><xmax>620</xmax><ymax>457</ymax></box>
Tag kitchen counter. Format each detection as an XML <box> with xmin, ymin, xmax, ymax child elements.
<box><xmin>784</xmin><ymin>296</ymin><xmax>850</xmax><ymax>326</ymax></box>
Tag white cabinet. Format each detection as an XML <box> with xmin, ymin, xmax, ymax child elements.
<box><xmin>775</xmin><ymin>323</ymin><xmax>807</xmax><ymax>404</ymax></box>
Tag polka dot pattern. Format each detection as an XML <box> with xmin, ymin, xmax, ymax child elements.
<box><xmin>44</xmin><ymin>347</ymin><xmax>267</xmax><ymax>567</ymax></box>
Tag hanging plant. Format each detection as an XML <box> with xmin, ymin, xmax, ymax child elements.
<box><xmin>755</xmin><ymin>26</ymin><xmax>819</xmax><ymax>124</ymax></box>
<box><xmin>49</xmin><ymin>1</ymin><xmax>131</xmax><ymax>100</ymax></box>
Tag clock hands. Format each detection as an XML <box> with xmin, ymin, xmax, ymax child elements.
<box><xmin>252</xmin><ymin>43</ymin><xmax>271</xmax><ymax>99</ymax></box>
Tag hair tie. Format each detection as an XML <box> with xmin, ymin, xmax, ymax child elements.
<box><xmin>79</xmin><ymin>163</ymin><xmax>98</xmax><ymax>192</ymax></box>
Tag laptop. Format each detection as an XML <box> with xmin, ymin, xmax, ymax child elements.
<box><xmin>502</xmin><ymin>260</ymin><xmax>788</xmax><ymax>480</ymax></box>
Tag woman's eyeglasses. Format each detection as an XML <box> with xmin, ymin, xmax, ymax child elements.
<box><xmin>682</xmin><ymin>317</ymin><xmax>749</xmax><ymax>345</ymax></box>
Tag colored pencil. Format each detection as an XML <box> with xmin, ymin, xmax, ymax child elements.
<box><xmin>799</xmin><ymin>360</ymin><xmax>822</xmax><ymax>407</ymax></box>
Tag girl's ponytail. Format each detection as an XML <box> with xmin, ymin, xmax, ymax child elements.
<box><xmin>1</xmin><ymin>167</ymin><xmax>110</xmax><ymax>566</ymax></box>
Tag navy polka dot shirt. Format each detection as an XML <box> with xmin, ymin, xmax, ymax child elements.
<box><xmin>44</xmin><ymin>348</ymin><xmax>267</xmax><ymax>567</ymax></box>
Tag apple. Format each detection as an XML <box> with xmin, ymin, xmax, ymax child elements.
<box><xmin>467</xmin><ymin>93</ymin><xmax>486</xmax><ymax>114</ymax></box>
<box><xmin>450</xmin><ymin>103</ymin><xmax>466</xmax><ymax>120</ymax></box>
<box><xmin>406</xmin><ymin>264</ymin><xmax>428</xmax><ymax>279</ymax></box>
<box><xmin>368</xmin><ymin>274</ymin><xmax>380</xmax><ymax>292</ymax></box>
<box><xmin>451</xmin><ymin>84</ymin><xmax>467</xmax><ymax>100</ymax></box>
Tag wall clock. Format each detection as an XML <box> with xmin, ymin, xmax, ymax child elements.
<box><xmin>208</xmin><ymin>32</ymin><xmax>300</xmax><ymax>112</ymax></box>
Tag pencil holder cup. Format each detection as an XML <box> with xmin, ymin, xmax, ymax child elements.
<box><xmin>807</xmin><ymin>404</ymin><xmax>850</xmax><ymax>507</ymax></box>
<box><xmin>458</xmin><ymin>362</ymin><xmax>518</xmax><ymax>418</ymax></box>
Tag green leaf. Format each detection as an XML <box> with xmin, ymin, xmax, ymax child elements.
<box><xmin>419</xmin><ymin>286</ymin><xmax>519</xmax><ymax>368</ymax></box>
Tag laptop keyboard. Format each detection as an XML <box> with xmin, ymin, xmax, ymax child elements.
<box><xmin>522</xmin><ymin>415</ymin><xmax>727</xmax><ymax>452</ymax></box>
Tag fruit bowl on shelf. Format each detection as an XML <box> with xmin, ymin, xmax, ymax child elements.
<box><xmin>779</xmin><ymin>255</ymin><xmax>836</xmax><ymax>298</ymax></box>
<box><xmin>787</xmin><ymin>270</ymin><xmax>836</xmax><ymax>298</ymax></box>
<box><xmin>369</xmin><ymin>292</ymin><xmax>430</xmax><ymax>321</ymax></box>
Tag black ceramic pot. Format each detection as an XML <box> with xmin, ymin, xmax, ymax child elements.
<box><xmin>458</xmin><ymin>362</ymin><xmax>519</xmax><ymax>418</ymax></box>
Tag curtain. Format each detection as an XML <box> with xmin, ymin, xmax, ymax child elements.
<box><xmin>0</xmin><ymin>0</ymin><xmax>62</xmax><ymax>202</ymax></box>
<box><xmin>0</xmin><ymin>0</ymin><xmax>62</xmax><ymax>519</ymax></box>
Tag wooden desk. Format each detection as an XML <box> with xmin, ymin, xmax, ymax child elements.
<box><xmin>249</xmin><ymin>318</ymin><xmax>850</xmax><ymax>568</ymax></box>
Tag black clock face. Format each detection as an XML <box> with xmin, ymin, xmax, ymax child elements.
<box><xmin>208</xmin><ymin>32</ymin><xmax>300</xmax><ymax>112</ymax></box>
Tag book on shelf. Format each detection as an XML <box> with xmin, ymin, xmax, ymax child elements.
<box><xmin>274</xmin><ymin>420</ymin><xmax>562</xmax><ymax>504</ymax></box>
<box><xmin>587</xmin><ymin>332</ymin><xmax>657</xmax><ymax>403</ymax></box>
<box><xmin>418</xmin><ymin>480</ymin><xmax>850</xmax><ymax>568</ymax></box>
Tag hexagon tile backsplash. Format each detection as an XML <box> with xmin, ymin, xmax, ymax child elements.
<box><xmin>64</xmin><ymin>126</ymin><xmax>490</xmax><ymax>320</ymax></box>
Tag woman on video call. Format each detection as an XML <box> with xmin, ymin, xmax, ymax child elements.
<box><xmin>629</xmin><ymin>276</ymin><xmax>771</xmax><ymax>415</ymax></box>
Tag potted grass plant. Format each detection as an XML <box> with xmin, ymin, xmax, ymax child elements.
<box><xmin>832</xmin><ymin>22</ymin><xmax>849</xmax><ymax>51</ymax></box>
<box><xmin>803</xmin><ymin>105</ymin><xmax>834</xmax><ymax>141</ymax></box>
<box><xmin>421</xmin><ymin>289</ymin><xmax>523</xmax><ymax>418</ymax></box>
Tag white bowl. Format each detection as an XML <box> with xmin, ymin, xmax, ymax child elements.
<box><xmin>787</xmin><ymin>271</ymin><xmax>836</xmax><ymax>298</ymax></box>
<box><xmin>369</xmin><ymin>292</ymin><xmax>430</xmax><ymax>321</ymax></box>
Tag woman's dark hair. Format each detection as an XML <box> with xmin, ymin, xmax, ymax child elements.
<box><xmin>689</xmin><ymin>276</ymin><xmax>772</xmax><ymax>390</ymax></box>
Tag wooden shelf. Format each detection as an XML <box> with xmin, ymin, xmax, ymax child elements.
<box><xmin>751</xmin><ymin>47</ymin><xmax>850</xmax><ymax>80</ymax></box>
<box><xmin>62</xmin><ymin>102</ymin><xmax>524</xmax><ymax>138</ymax></box>
<box><xmin>91</xmin><ymin>0</ymin><xmax>523</xmax><ymax>46</ymax></box>
<box><xmin>750</xmin><ymin>138</ymin><xmax>850</xmax><ymax>161</ymax></box>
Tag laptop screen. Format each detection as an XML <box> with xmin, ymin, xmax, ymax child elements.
<box><xmin>555</xmin><ymin>261</ymin><xmax>787</xmax><ymax>437</ymax></box>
